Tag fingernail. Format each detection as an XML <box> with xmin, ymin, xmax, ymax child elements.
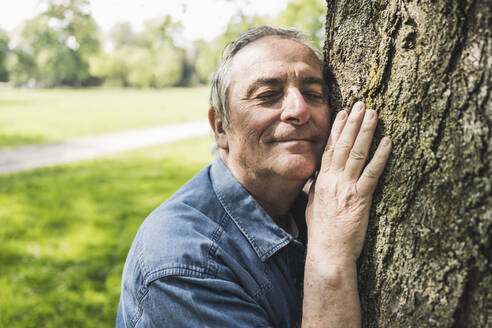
<box><xmin>383</xmin><ymin>137</ymin><xmax>391</xmax><ymax>146</ymax></box>
<box><xmin>366</xmin><ymin>109</ymin><xmax>376</xmax><ymax>119</ymax></box>
<box><xmin>337</xmin><ymin>110</ymin><xmax>347</xmax><ymax>120</ymax></box>
<box><xmin>356</xmin><ymin>101</ymin><xmax>365</xmax><ymax>112</ymax></box>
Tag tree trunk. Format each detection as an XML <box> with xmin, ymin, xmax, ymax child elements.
<box><xmin>323</xmin><ymin>0</ymin><xmax>491</xmax><ymax>327</ymax></box>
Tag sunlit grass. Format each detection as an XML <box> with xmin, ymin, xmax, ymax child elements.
<box><xmin>0</xmin><ymin>135</ymin><xmax>214</xmax><ymax>327</ymax></box>
<box><xmin>0</xmin><ymin>87</ymin><xmax>209</xmax><ymax>148</ymax></box>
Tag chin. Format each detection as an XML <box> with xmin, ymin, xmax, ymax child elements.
<box><xmin>276</xmin><ymin>154</ymin><xmax>317</xmax><ymax>181</ymax></box>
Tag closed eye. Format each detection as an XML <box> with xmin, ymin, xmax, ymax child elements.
<box><xmin>256</xmin><ymin>91</ymin><xmax>282</xmax><ymax>102</ymax></box>
<box><xmin>303</xmin><ymin>91</ymin><xmax>324</xmax><ymax>102</ymax></box>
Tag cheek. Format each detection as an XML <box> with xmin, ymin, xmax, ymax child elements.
<box><xmin>319</xmin><ymin>104</ymin><xmax>331</xmax><ymax>123</ymax></box>
<box><xmin>231</xmin><ymin>125</ymin><xmax>260</xmax><ymax>145</ymax></box>
<box><xmin>238</xmin><ymin>115</ymin><xmax>278</xmax><ymax>144</ymax></box>
<box><xmin>315</xmin><ymin>107</ymin><xmax>331</xmax><ymax>134</ymax></box>
<box><xmin>228</xmin><ymin>127</ymin><xmax>261</xmax><ymax>155</ymax></box>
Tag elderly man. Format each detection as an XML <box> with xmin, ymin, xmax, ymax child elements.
<box><xmin>117</xmin><ymin>26</ymin><xmax>392</xmax><ymax>327</ymax></box>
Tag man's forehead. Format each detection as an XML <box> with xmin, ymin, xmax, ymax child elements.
<box><xmin>241</xmin><ymin>63</ymin><xmax>323</xmax><ymax>81</ymax></box>
<box><xmin>232</xmin><ymin>36</ymin><xmax>320</xmax><ymax>67</ymax></box>
<box><xmin>229</xmin><ymin>36</ymin><xmax>323</xmax><ymax>87</ymax></box>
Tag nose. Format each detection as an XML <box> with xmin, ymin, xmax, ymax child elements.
<box><xmin>280</xmin><ymin>87</ymin><xmax>311</xmax><ymax>125</ymax></box>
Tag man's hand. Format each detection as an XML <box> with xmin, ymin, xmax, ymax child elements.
<box><xmin>307</xmin><ymin>101</ymin><xmax>392</xmax><ymax>265</ymax></box>
<box><xmin>302</xmin><ymin>101</ymin><xmax>392</xmax><ymax>327</ymax></box>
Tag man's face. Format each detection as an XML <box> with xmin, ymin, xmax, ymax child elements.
<box><xmin>223</xmin><ymin>36</ymin><xmax>330</xmax><ymax>183</ymax></box>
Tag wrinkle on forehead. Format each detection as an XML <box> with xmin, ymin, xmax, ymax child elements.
<box><xmin>235</xmin><ymin>62</ymin><xmax>321</xmax><ymax>89</ymax></box>
<box><xmin>235</xmin><ymin>35</ymin><xmax>317</xmax><ymax>61</ymax></box>
<box><xmin>230</xmin><ymin>36</ymin><xmax>322</xmax><ymax>76</ymax></box>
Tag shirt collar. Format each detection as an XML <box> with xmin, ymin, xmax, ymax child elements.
<box><xmin>210</xmin><ymin>156</ymin><xmax>307</xmax><ymax>262</ymax></box>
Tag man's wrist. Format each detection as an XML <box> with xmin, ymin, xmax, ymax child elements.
<box><xmin>304</xmin><ymin>251</ymin><xmax>358</xmax><ymax>290</ymax></box>
<box><xmin>302</xmin><ymin>250</ymin><xmax>362</xmax><ymax>328</ymax></box>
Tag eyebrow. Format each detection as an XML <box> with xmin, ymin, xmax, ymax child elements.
<box><xmin>244</xmin><ymin>76</ymin><xmax>327</xmax><ymax>99</ymax></box>
<box><xmin>301</xmin><ymin>76</ymin><xmax>326</xmax><ymax>88</ymax></box>
<box><xmin>244</xmin><ymin>78</ymin><xmax>283</xmax><ymax>99</ymax></box>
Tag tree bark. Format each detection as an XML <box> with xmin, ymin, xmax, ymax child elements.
<box><xmin>323</xmin><ymin>0</ymin><xmax>491</xmax><ymax>327</ymax></box>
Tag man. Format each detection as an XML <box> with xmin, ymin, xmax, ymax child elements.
<box><xmin>117</xmin><ymin>26</ymin><xmax>392</xmax><ymax>327</ymax></box>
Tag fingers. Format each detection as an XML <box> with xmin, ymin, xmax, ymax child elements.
<box><xmin>344</xmin><ymin>109</ymin><xmax>378</xmax><ymax>180</ymax></box>
<box><xmin>356</xmin><ymin>137</ymin><xmax>392</xmax><ymax>195</ymax></box>
<box><xmin>321</xmin><ymin>110</ymin><xmax>348</xmax><ymax>169</ymax></box>
<box><xmin>320</xmin><ymin>101</ymin><xmax>392</xmax><ymax>194</ymax></box>
<box><xmin>331</xmin><ymin>101</ymin><xmax>366</xmax><ymax>171</ymax></box>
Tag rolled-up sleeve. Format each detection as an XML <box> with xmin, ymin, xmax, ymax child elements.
<box><xmin>133</xmin><ymin>276</ymin><xmax>272</xmax><ymax>328</ymax></box>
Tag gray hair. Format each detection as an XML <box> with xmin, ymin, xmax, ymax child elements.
<box><xmin>209</xmin><ymin>25</ymin><xmax>323</xmax><ymax>128</ymax></box>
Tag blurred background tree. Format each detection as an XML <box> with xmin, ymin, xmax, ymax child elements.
<box><xmin>8</xmin><ymin>0</ymin><xmax>100</xmax><ymax>87</ymax></box>
<box><xmin>0</xmin><ymin>28</ymin><xmax>9</xmax><ymax>82</ymax></box>
<box><xmin>194</xmin><ymin>15</ymin><xmax>268</xmax><ymax>83</ymax></box>
<box><xmin>90</xmin><ymin>15</ymin><xmax>184</xmax><ymax>88</ymax></box>
<box><xmin>1</xmin><ymin>0</ymin><xmax>326</xmax><ymax>88</ymax></box>
<box><xmin>273</xmin><ymin>0</ymin><xmax>325</xmax><ymax>49</ymax></box>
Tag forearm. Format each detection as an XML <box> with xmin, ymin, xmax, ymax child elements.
<box><xmin>302</xmin><ymin>252</ymin><xmax>361</xmax><ymax>328</ymax></box>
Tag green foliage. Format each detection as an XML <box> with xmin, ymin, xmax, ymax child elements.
<box><xmin>91</xmin><ymin>15</ymin><xmax>184</xmax><ymax>88</ymax></box>
<box><xmin>0</xmin><ymin>29</ymin><xmax>9</xmax><ymax>81</ymax></box>
<box><xmin>194</xmin><ymin>40</ymin><xmax>219</xmax><ymax>83</ymax></box>
<box><xmin>124</xmin><ymin>44</ymin><xmax>183</xmax><ymax>88</ymax></box>
<box><xmin>108</xmin><ymin>22</ymin><xmax>137</xmax><ymax>49</ymax></box>
<box><xmin>89</xmin><ymin>49</ymin><xmax>130</xmax><ymax>87</ymax></box>
<box><xmin>273</xmin><ymin>0</ymin><xmax>326</xmax><ymax>50</ymax></box>
<box><xmin>8</xmin><ymin>0</ymin><xmax>100</xmax><ymax>87</ymax></box>
<box><xmin>0</xmin><ymin>136</ymin><xmax>214</xmax><ymax>327</ymax></box>
<box><xmin>0</xmin><ymin>87</ymin><xmax>209</xmax><ymax>148</ymax></box>
<box><xmin>6</xmin><ymin>49</ymin><xmax>37</xmax><ymax>86</ymax></box>
<box><xmin>139</xmin><ymin>15</ymin><xmax>184</xmax><ymax>49</ymax></box>
<box><xmin>2</xmin><ymin>0</ymin><xmax>326</xmax><ymax>87</ymax></box>
<box><xmin>194</xmin><ymin>15</ymin><xmax>269</xmax><ymax>82</ymax></box>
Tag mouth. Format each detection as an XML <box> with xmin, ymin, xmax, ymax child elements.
<box><xmin>274</xmin><ymin>137</ymin><xmax>315</xmax><ymax>143</ymax></box>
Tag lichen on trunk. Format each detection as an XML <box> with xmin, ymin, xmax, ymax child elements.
<box><xmin>323</xmin><ymin>0</ymin><xmax>491</xmax><ymax>326</ymax></box>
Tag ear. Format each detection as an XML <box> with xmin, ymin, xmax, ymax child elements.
<box><xmin>208</xmin><ymin>108</ymin><xmax>229</xmax><ymax>150</ymax></box>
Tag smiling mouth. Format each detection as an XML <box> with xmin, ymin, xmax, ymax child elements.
<box><xmin>276</xmin><ymin>138</ymin><xmax>314</xmax><ymax>143</ymax></box>
<box><xmin>272</xmin><ymin>139</ymin><xmax>316</xmax><ymax>147</ymax></box>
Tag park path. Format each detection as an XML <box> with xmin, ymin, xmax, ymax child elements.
<box><xmin>0</xmin><ymin>120</ymin><xmax>210</xmax><ymax>175</ymax></box>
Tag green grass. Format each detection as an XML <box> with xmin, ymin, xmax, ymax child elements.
<box><xmin>0</xmin><ymin>87</ymin><xmax>210</xmax><ymax>148</ymax></box>
<box><xmin>0</xmin><ymin>135</ymin><xmax>214</xmax><ymax>327</ymax></box>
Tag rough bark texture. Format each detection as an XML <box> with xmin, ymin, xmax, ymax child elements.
<box><xmin>323</xmin><ymin>0</ymin><xmax>491</xmax><ymax>327</ymax></box>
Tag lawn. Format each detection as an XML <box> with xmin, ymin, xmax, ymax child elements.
<box><xmin>0</xmin><ymin>87</ymin><xmax>209</xmax><ymax>148</ymax></box>
<box><xmin>0</xmin><ymin>135</ymin><xmax>214</xmax><ymax>327</ymax></box>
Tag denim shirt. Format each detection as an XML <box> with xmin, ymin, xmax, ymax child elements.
<box><xmin>117</xmin><ymin>157</ymin><xmax>308</xmax><ymax>327</ymax></box>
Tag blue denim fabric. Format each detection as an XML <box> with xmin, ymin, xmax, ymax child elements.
<box><xmin>117</xmin><ymin>157</ymin><xmax>308</xmax><ymax>327</ymax></box>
